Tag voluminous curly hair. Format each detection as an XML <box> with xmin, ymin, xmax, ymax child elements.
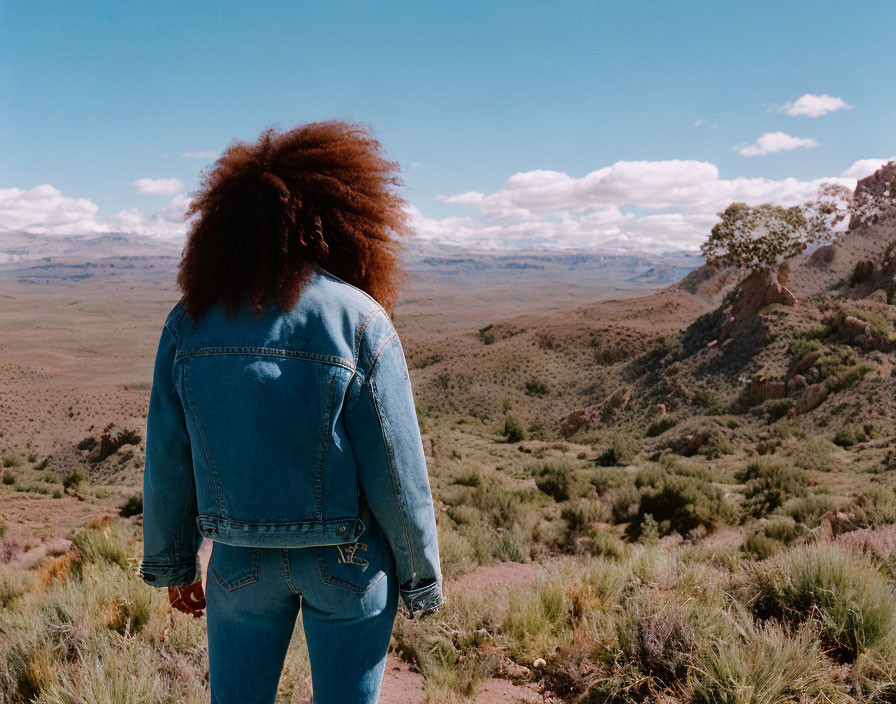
<box><xmin>176</xmin><ymin>120</ymin><xmax>410</xmax><ymax>324</ymax></box>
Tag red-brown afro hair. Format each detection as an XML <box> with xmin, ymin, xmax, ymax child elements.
<box><xmin>176</xmin><ymin>120</ymin><xmax>411</xmax><ymax>324</ymax></box>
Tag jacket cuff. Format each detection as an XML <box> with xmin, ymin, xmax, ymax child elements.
<box><xmin>399</xmin><ymin>578</ymin><xmax>446</xmax><ymax>619</ymax></box>
<box><xmin>138</xmin><ymin>557</ymin><xmax>199</xmax><ymax>588</ymax></box>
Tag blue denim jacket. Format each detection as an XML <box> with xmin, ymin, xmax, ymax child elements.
<box><xmin>138</xmin><ymin>263</ymin><xmax>444</xmax><ymax>617</ymax></box>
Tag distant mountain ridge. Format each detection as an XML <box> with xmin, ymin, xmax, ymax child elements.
<box><xmin>0</xmin><ymin>230</ymin><xmax>704</xmax><ymax>288</ymax></box>
<box><xmin>0</xmin><ymin>231</ymin><xmax>183</xmax><ymax>265</ymax></box>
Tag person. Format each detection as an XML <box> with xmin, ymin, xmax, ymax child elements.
<box><xmin>137</xmin><ymin>121</ymin><xmax>444</xmax><ymax>704</ymax></box>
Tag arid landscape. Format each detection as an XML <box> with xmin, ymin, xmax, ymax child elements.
<box><xmin>2</xmin><ymin>170</ymin><xmax>896</xmax><ymax>703</ymax></box>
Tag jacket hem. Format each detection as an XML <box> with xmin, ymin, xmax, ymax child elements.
<box><xmin>196</xmin><ymin>514</ymin><xmax>366</xmax><ymax>548</ymax></box>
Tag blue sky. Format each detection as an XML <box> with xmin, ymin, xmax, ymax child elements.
<box><xmin>1</xmin><ymin>1</ymin><xmax>893</xmax><ymax>251</ymax></box>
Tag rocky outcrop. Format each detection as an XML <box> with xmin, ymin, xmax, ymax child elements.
<box><xmin>558</xmin><ymin>387</ymin><xmax>632</xmax><ymax>437</ymax></box>
<box><xmin>744</xmin><ymin>378</ymin><xmax>787</xmax><ymax>406</ymax></box>
<box><xmin>78</xmin><ymin>424</ymin><xmax>142</xmax><ymax>463</ymax></box>
<box><xmin>796</xmin><ymin>383</ymin><xmax>829</xmax><ymax>414</ymax></box>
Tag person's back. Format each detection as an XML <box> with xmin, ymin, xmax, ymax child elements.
<box><xmin>137</xmin><ymin>121</ymin><xmax>444</xmax><ymax>704</ymax></box>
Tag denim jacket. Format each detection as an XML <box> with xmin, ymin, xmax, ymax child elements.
<box><xmin>138</xmin><ymin>263</ymin><xmax>444</xmax><ymax>617</ymax></box>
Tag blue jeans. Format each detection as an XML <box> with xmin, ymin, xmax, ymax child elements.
<box><xmin>205</xmin><ymin>511</ymin><xmax>399</xmax><ymax>704</ymax></box>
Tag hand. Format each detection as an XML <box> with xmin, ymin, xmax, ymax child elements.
<box><xmin>168</xmin><ymin>582</ymin><xmax>206</xmax><ymax>618</ymax></box>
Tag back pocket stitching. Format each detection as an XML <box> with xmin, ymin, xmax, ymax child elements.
<box><xmin>210</xmin><ymin>546</ymin><xmax>259</xmax><ymax>591</ymax></box>
<box><xmin>311</xmin><ymin>546</ymin><xmax>385</xmax><ymax>594</ymax></box>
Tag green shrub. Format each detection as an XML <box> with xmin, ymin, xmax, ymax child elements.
<box><xmin>524</xmin><ymin>377</ymin><xmax>549</xmax><ymax>396</ymax></box>
<box><xmin>589</xmin><ymin>466</ymin><xmax>629</xmax><ymax>494</ymax></box>
<box><xmin>834</xmin><ymin>424</ymin><xmax>866</xmax><ymax>448</ymax></box>
<box><xmin>849</xmin><ymin>485</ymin><xmax>896</xmax><ymax>525</ymax></box>
<box><xmin>494</xmin><ymin>520</ymin><xmax>530</xmax><ymax>562</ymax></box>
<box><xmin>646</xmin><ymin>415</ymin><xmax>679</xmax><ymax>437</ymax></box>
<box><xmin>471</xmin><ymin>478</ymin><xmax>540</xmax><ymax>537</ymax></box>
<box><xmin>534</xmin><ymin>461</ymin><xmax>574</xmax><ymax>502</ymax></box>
<box><xmin>502</xmin><ymin>415</ymin><xmax>526</xmax><ymax>443</ymax></box>
<box><xmin>118</xmin><ymin>493</ymin><xmax>143</xmax><ymax>518</ymax></box>
<box><xmin>785</xmin><ymin>494</ymin><xmax>839</xmax><ymax>527</ymax></box>
<box><xmin>560</xmin><ymin>498</ymin><xmax>611</xmax><ymax>541</ymax></box>
<box><xmin>767</xmin><ymin>399</ymin><xmax>794</xmax><ymax>421</ymax></box>
<box><xmin>736</xmin><ymin>460</ymin><xmax>808</xmax><ymax>518</ymax></box>
<box><xmin>62</xmin><ymin>469</ymin><xmax>85</xmax><ymax>491</ymax></box>
<box><xmin>637</xmin><ymin>513</ymin><xmax>660</xmax><ymax>545</ymax></box>
<box><xmin>763</xmin><ymin>517</ymin><xmax>807</xmax><ymax>544</ymax></box>
<box><xmin>741</xmin><ymin>531</ymin><xmax>780</xmax><ymax>560</ymax></box>
<box><xmin>608</xmin><ymin>484</ymin><xmax>641</xmax><ymax>524</ymax></box>
<box><xmin>588</xmin><ymin>530</ymin><xmax>626</xmax><ymax>560</ymax></box>
<box><xmin>595</xmin><ymin>430</ymin><xmax>639</xmax><ymax>467</ymax></box>
<box><xmin>793</xmin><ymin>436</ymin><xmax>834</xmax><ymax>471</ymax></box>
<box><xmin>452</xmin><ymin>468</ymin><xmax>482</xmax><ymax>488</ymax></box>
<box><xmin>849</xmin><ymin>260</ymin><xmax>875</xmax><ymax>286</ymax></box>
<box><xmin>628</xmin><ymin>469</ymin><xmax>734</xmax><ymax>539</ymax></box>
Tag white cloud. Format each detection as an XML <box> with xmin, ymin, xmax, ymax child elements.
<box><xmin>5</xmin><ymin>154</ymin><xmax>887</xmax><ymax>252</ymax></box>
<box><xmin>693</xmin><ymin>118</ymin><xmax>704</xmax><ymax>128</ymax></box>
<box><xmin>840</xmin><ymin>157</ymin><xmax>896</xmax><ymax>180</ymax></box>
<box><xmin>735</xmin><ymin>132</ymin><xmax>818</xmax><ymax>157</ymax></box>
<box><xmin>423</xmin><ymin>158</ymin><xmax>864</xmax><ymax>251</ymax></box>
<box><xmin>183</xmin><ymin>150</ymin><xmax>218</xmax><ymax>159</ymax></box>
<box><xmin>781</xmin><ymin>93</ymin><xmax>852</xmax><ymax>118</ymax></box>
<box><xmin>0</xmin><ymin>184</ymin><xmax>192</xmax><ymax>240</ymax></box>
<box><xmin>437</xmin><ymin>191</ymin><xmax>485</xmax><ymax>206</ymax></box>
<box><xmin>107</xmin><ymin>194</ymin><xmax>193</xmax><ymax>240</ymax></box>
<box><xmin>0</xmin><ymin>184</ymin><xmax>107</xmax><ymax>235</ymax></box>
<box><xmin>133</xmin><ymin>177</ymin><xmax>184</xmax><ymax>196</ymax></box>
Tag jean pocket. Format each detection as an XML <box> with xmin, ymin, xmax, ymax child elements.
<box><xmin>209</xmin><ymin>542</ymin><xmax>260</xmax><ymax>592</ymax></box>
<box><xmin>310</xmin><ymin>541</ymin><xmax>387</xmax><ymax>594</ymax></box>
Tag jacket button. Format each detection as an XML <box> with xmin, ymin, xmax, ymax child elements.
<box><xmin>336</xmin><ymin>525</ymin><xmax>347</xmax><ymax>535</ymax></box>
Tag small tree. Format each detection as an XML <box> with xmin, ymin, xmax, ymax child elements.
<box><xmin>701</xmin><ymin>184</ymin><xmax>852</xmax><ymax>316</ymax></box>
<box><xmin>702</xmin><ymin>184</ymin><xmax>852</xmax><ymax>274</ymax></box>
<box><xmin>701</xmin><ymin>202</ymin><xmax>809</xmax><ymax>273</ymax></box>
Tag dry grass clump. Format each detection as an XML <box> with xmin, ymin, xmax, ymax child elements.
<box><xmin>0</xmin><ymin>520</ymin><xmax>312</xmax><ymax>703</ymax></box>
<box><xmin>741</xmin><ymin>544</ymin><xmax>896</xmax><ymax>663</ymax></box>
<box><xmin>692</xmin><ymin>621</ymin><xmax>851</xmax><ymax>704</ymax></box>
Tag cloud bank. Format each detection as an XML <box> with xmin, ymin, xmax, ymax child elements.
<box><xmin>2</xmin><ymin>157</ymin><xmax>886</xmax><ymax>252</ymax></box>
<box><xmin>419</xmin><ymin>158</ymin><xmax>872</xmax><ymax>251</ymax></box>
<box><xmin>0</xmin><ymin>184</ymin><xmax>191</xmax><ymax>240</ymax></box>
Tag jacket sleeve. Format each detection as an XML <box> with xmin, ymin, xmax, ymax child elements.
<box><xmin>137</xmin><ymin>322</ymin><xmax>201</xmax><ymax>588</ymax></box>
<box><xmin>345</xmin><ymin>311</ymin><xmax>445</xmax><ymax>618</ymax></box>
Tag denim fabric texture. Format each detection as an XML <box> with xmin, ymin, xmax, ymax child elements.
<box><xmin>138</xmin><ymin>262</ymin><xmax>444</xmax><ymax>618</ymax></box>
<box><xmin>206</xmin><ymin>509</ymin><xmax>398</xmax><ymax>704</ymax></box>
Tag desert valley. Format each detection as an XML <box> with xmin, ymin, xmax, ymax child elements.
<box><xmin>1</xmin><ymin>169</ymin><xmax>895</xmax><ymax>703</ymax></box>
